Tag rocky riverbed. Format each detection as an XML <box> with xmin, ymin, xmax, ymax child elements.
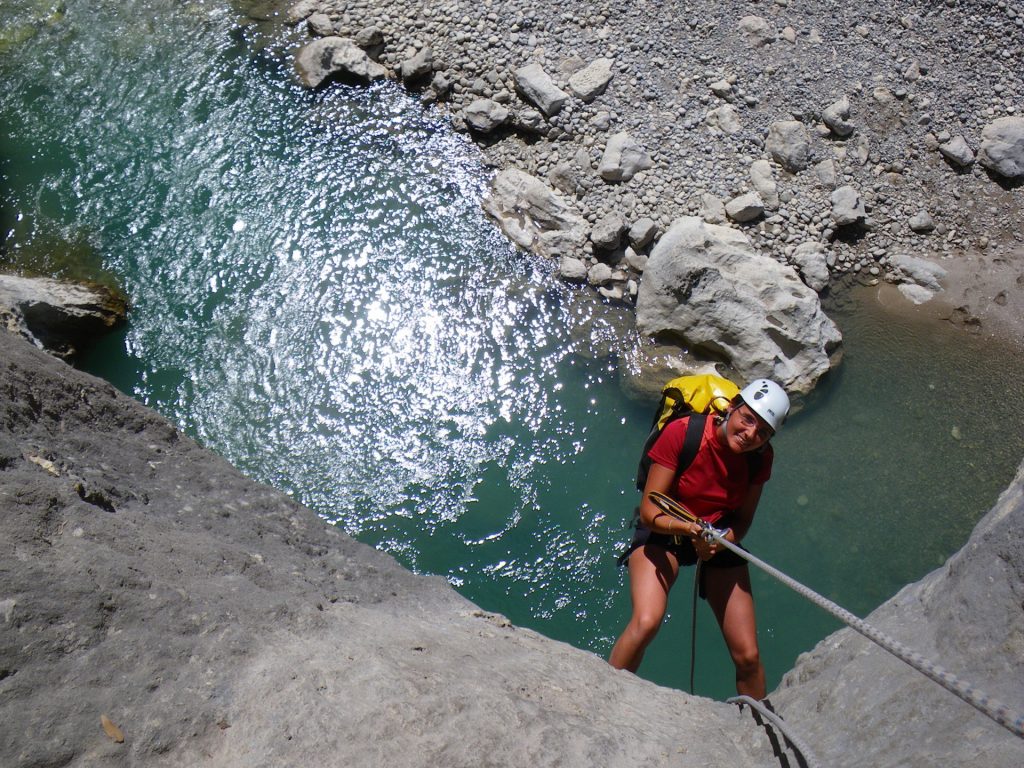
<box><xmin>274</xmin><ymin>0</ymin><xmax>1024</xmax><ymax>375</ymax></box>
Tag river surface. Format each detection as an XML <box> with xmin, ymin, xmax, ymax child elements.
<box><xmin>3</xmin><ymin>0</ymin><xmax>1023</xmax><ymax>701</ymax></box>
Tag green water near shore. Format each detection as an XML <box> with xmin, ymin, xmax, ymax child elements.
<box><xmin>3</xmin><ymin>0</ymin><xmax>1023</xmax><ymax>701</ymax></box>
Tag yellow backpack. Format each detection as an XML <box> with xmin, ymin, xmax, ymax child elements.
<box><xmin>635</xmin><ymin>374</ymin><xmax>741</xmax><ymax>491</ymax></box>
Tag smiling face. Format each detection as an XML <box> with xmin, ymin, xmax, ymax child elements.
<box><xmin>719</xmin><ymin>403</ymin><xmax>774</xmax><ymax>454</ymax></box>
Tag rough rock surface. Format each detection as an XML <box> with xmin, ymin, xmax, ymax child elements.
<box><xmin>293</xmin><ymin>35</ymin><xmax>386</xmax><ymax>88</ymax></box>
<box><xmin>0</xmin><ymin>331</ymin><xmax>783</xmax><ymax>768</ymax></box>
<box><xmin>0</xmin><ymin>273</ymin><xmax>126</xmax><ymax>359</ymax></box>
<box><xmin>634</xmin><ymin>217</ymin><xmax>841</xmax><ymax>394</ymax></box>
<box><xmin>772</xmin><ymin>458</ymin><xmax>1024</xmax><ymax>767</ymax></box>
<box><xmin>482</xmin><ymin>168</ymin><xmax>588</xmax><ymax>259</ymax></box>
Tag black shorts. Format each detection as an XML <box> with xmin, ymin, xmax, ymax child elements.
<box><xmin>617</xmin><ymin>524</ymin><xmax>749</xmax><ymax>598</ymax></box>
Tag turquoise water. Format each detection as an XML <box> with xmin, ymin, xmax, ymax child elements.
<box><xmin>3</xmin><ymin>0</ymin><xmax>1023</xmax><ymax>702</ymax></box>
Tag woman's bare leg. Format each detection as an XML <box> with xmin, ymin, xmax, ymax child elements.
<box><xmin>609</xmin><ymin>545</ymin><xmax>680</xmax><ymax>673</ymax></box>
<box><xmin>704</xmin><ymin>565</ymin><xmax>766</xmax><ymax>698</ymax></box>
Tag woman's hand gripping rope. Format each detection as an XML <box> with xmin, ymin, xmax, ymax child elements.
<box><xmin>647</xmin><ymin>491</ymin><xmax>729</xmax><ymax>560</ymax></box>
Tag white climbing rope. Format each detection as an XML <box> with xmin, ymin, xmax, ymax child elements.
<box><xmin>710</xmin><ymin>528</ymin><xmax>1024</xmax><ymax>740</ymax></box>
<box><xmin>727</xmin><ymin>695</ymin><xmax>820</xmax><ymax>768</ymax></box>
<box><xmin>646</xmin><ymin>491</ymin><xmax>1024</xmax><ymax>740</ymax></box>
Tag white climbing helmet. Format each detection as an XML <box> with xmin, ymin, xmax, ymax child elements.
<box><xmin>738</xmin><ymin>379</ymin><xmax>790</xmax><ymax>433</ymax></box>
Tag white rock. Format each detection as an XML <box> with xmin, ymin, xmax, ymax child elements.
<box><xmin>464</xmin><ymin>99</ymin><xmax>510</xmax><ymax>133</ymax></box>
<box><xmin>706</xmin><ymin>104</ymin><xmax>742</xmax><ymax>134</ymax></box>
<box><xmin>938</xmin><ymin>136</ymin><xmax>975</xmax><ymax>168</ymax></box>
<box><xmin>738</xmin><ymin>16</ymin><xmax>774</xmax><ymax>47</ymax></box>
<box><xmin>482</xmin><ymin>169</ymin><xmax>587</xmax><ymax>259</ymax></box>
<box><xmin>725</xmin><ymin>191</ymin><xmax>765</xmax><ymax>223</ymax></box>
<box><xmin>749</xmin><ymin>160</ymin><xmax>779</xmax><ymax>210</ymax></box>
<box><xmin>598</xmin><ymin>132</ymin><xmax>653</xmax><ymax>182</ymax></box>
<box><xmin>567</xmin><ymin>58</ymin><xmax>614</xmax><ymax>103</ymax></box>
<box><xmin>513</xmin><ymin>63</ymin><xmax>569</xmax><ymax>117</ymax></box>
<box><xmin>791</xmin><ymin>242</ymin><xmax>830</xmax><ymax>292</ymax></box>
<box><xmin>766</xmin><ymin>120</ymin><xmax>811</xmax><ymax>172</ymax></box>
<box><xmin>830</xmin><ymin>185</ymin><xmax>866</xmax><ymax>227</ymax></box>
<box><xmin>294</xmin><ymin>37</ymin><xmax>387</xmax><ymax>89</ymax></box>
<box><xmin>822</xmin><ymin>95</ymin><xmax>855</xmax><ymax>137</ymax></box>
<box><xmin>978</xmin><ymin>117</ymin><xmax>1024</xmax><ymax>179</ymax></box>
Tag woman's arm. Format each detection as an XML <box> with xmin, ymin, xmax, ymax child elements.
<box><xmin>637</xmin><ymin>463</ymin><xmax>702</xmax><ymax>538</ymax></box>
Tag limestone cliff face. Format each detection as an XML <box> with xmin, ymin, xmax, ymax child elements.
<box><xmin>1</xmin><ymin>328</ymin><xmax>1021</xmax><ymax>767</ymax></box>
<box><xmin>771</xmin><ymin>460</ymin><xmax>1024</xmax><ymax>766</ymax></box>
<box><xmin>0</xmin><ymin>331</ymin><xmax>778</xmax><ymax>767</ymax></box>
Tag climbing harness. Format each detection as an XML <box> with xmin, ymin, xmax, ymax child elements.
<box><xmin>648</xmin><ymin>491</ymin><xmax>1024</xmax><ymax>740</ymax></box>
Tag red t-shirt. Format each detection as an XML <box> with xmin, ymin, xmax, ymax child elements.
<box><xmin>647</xmin><ymin>415</ymin><xmax>773</xmax><ymax>525</ymax></box>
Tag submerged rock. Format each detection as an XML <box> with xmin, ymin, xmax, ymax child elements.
<box><xmin>635</xmin><ymin>217</ymin><xmax>841</xmax><ymax>395</ymax></box>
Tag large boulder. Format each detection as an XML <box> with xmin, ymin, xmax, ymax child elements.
<box><xmin>773</xmin><ymin>459</ymin><xmax>1024</xmax><ymax>767</ymax></box>
<box><xmin>482</xmin><ymin>169</ymin><xmax>588</xmax><ymax>259</ymax></box>
<box><xmin>294</xmin><ymin>36</ymin><xmax>386</xmax><ymax>88</ymax></box>
<box><xmin>635</xmin><ymin>217</ymin><xmax>841</xmax><ymax>394</ymax></box>
<box><xmin>977</xmin><ymin>116</ymin><xmax>1024</xmax><ymax>179</ymax></box>
<box><xmin>0</xmin><ymin>273</ymin><xmax>126</xmax><ymax>359</ymax></box>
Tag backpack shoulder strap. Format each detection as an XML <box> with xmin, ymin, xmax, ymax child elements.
<box><xmin>673</xmin><ymin>412</ymin><xmax>707</xmax><ymax>487</ymax></box>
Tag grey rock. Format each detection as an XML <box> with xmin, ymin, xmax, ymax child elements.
<box><xmin>627</xmin><ymin>217</ymin><xmax>658</xmax><ymax>249</ymax></box>
<box><xmin>725</xmin><ymin>191</ymin><xmax>765</xmax><ymax>223</ymax></box>
<box><xmin>590</xmin><ymin>111</ymin><xmax>613</xmax><ymax>132</ymax></box>
<box><xmin>774</xmin><ymin>459</ymin><xmax>1024</xmax><ymax>767</ymax></box>
<box><xmin>888</xmin><ymin>252</ymin><xmax>947</xmax><ymax>292</ymax></box>
<box><xmin>738</xmin><ymin>16</ymin><xmax>774</xmax><ymax>47</ymax></box>
<box><xmin>908</xmin><ymin>211</ymin><xmax>936</xmax><ymax>233</ymax></box>
<box><xmin>977</xmin><ymin>116</ymin><xmax>1024</xmax><ymax>179</ymax></box>
<box><xmin>306</xmin><ymin>12</ymin><xmax>334</xmax><ymax>37</ymax></box>
<box><xmin>567</xmin><ymin>58</ymin><xmax>614</xmax><ymax>103</ymax></box>
<box><xmin>749</xmin><ymin>160</ymin><xmax>779</xmax><ymax>210</ymax></box>
<box><xmin>813</xmin><ymin>158</ymin><xmax>837</xmax><ymax>189</ymax></box>
<box><xmin>514</xmin><ymin>109</ymin><xmax>548</xmax><ymax>135</ymax></box>
<box><xmin>286</xmin><ymin>0</ymin><xmax>318</xmax><ymax>24</ymax></box>
<box><xmin>705</xmin><ymin>104</ymin><xmax>742</xmax><ymax>134</ymax></box>
<box><xmin>822</xmin><ymin>95</ymin><xmax>855</xmax><ymax>137</ymax></box>
<box><xmin>790</xmin><ymin>242</ymin><xmax>830</xmax><ymax>292</ymax></box>
<box><xmin>701</xmin><ymin>193</ymin><xmax>728</xmax><ymax>224</ymax></box>
<box><xmin>587</xmin><ymin>262</ymin><xmax>614</xmax><ymax>286</ymax></box>
<box><xmin>558</xmin><ymin>256</ymin><xmax>589</xmax><ymax>282</ymax></box>
<box><xmin>830</xmin><ymin>185</ymin><xmax>866</xmax><ymax>227</ymax></box>
<box><xmin>0</xmin><ymin>331</ymin><xmax>783</xmax><ymax>768</ymax></box>
<box><xmin>766</xmin><ymin>120</ymin><xmax>811</xmax><ymax>172</ymax></box>
<box><xmin>464</xmin><ymin>99</ymin><xmax>510</xmax><ymax>133</ymax></box>
<box><xmin>709</xmin><ymin>79</ymin><xmax>733</xmax><ymax>98</ymax></box>
<box><xmin>294</xmin><ymin>36</ymin><xmax>386</xmax><ymax>88</ymax></box>
<box><xmin>0</xmin><ymin>273</ymin><xmax>126</xmax><ymax>359</ymax></box>
<box><xmin>635</xmin><ymin>217</ymin><xmax>841</xmax><ymax>394</ymax></box>
<box><xmin>598</xmin><ymin>132</ymin><xmax>653</xmax><ymax>182</ymax></box>
<box><xmin>354</xmin><ymin>26</ymin><xmax>384</xmax><ymax>49</ymax></box>
<box><xmin>938</xmin><ymin>136</ymin><xmax>975</xmax><ymax>168</ymax></box>
<box><xmin>482</xmin><ymin>169</ymin><xmax>587</xmax><ymax>259</ymax></box>
<box><xmin>430</xmin><ymin>72</ymin><xmax>452</xmax><ymax>98</ymax></box>
<box><xmin>513</xmin><ymin>62</ymin><xmax>569</xmax><ymax>117</ymax></box>
<box><xmin>591</xmin><ymin>213</ymin><xmax>628</xmax><ymax>250</ymax></box>
<box><xmin>400</xmin><ymin>46</ymin><xmax>434</xmax><ymax>82</ymax></box>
